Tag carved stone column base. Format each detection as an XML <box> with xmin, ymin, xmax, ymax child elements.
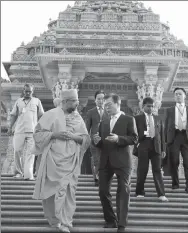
<box><xmin>1</xmin><ymin>136</ymin><xmax>15</xmax><ymax>174</ymax></box>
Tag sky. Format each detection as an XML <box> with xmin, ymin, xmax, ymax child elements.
<box><xmin>1</xmin><ymin>1</ymin><xmax>188</xmax><ymax>79</ymax></box>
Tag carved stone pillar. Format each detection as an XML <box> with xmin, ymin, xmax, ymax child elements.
<box><xmin>1</xmin><ymin>107</ymin><xmax>15</xmax><ymax>174</ymax></box>
<box><xmin>136</xmin><ymin>83</ymin><xmax>164</xmax><ymax>115</ymax></box>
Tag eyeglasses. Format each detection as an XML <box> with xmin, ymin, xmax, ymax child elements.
<box><xmin>66</xmin><ymin>99</ymin><xmax>79</xmax><ymax>103</ymax></box>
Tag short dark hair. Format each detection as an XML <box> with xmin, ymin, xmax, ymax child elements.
<box><xmin>94</xmin><ymin>90</ymin><xmax>105</xmax><ymax>99</ymax></box>
<box><xmin>173</xmin><ymin>87</ymin><xmax>186</xmax><ymax>95</ymax></box>
<box><xmin>23</xmin><ymin>83</ymin><xmax>34</xmax><ymax>90</ymax></box>
<box><xmin>143</xmin><ymin>97</ymin><xmax>154</xmax><ymax>105</ymax></box>
<box><xmin>104</xmin><ymin>93</ymin><xmax>121</xmax><ymax>105</ymax></box>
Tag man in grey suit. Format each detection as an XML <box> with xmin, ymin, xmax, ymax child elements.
<box><xmin>165</xmin><ymin>87</ymin><xmax>188</xmax><ymax>193</ymax></box>
<box><xmin>85</xmin><ymin>90</ymin><xmax>107</xmax><ymax>186</ymax></box>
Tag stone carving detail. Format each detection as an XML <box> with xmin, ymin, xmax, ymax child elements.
<box><xmin>1</xmin><ymin>136</ymin><xmax>15</xmax><ymax>174</ymax></box>
<box><xmin>59</xmin><ymin>21</ymin><xmax>160</xmax><ymax>31</ymax></box>
<box><xmin>51</xmin><ymin>80</ymin><xmax>78</xmax><ymax>99</ymax></box>
<box><xmin>100</xmin><ymin>49</ymin><xmax>116</xmax><ymax>56</ymax></box>
<box><xmin>59</xmin><ymin>48</ymin><xmax>70</xmax><ymax>55</ymax></box>
<box><xmin>1</xmin><ymin>108</ymin><xmax>15</xmax><ymax>174</ymax></box>
<box><xmin>137</xmin><ymin>83</ymin><xmax>164</xmax><ymax>115</ymax></box>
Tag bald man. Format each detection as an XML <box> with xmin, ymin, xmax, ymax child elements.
<box><xmin>32</xmin><ymin>89</ymin><xmax>90</xmax><ymax>233</ymax></box>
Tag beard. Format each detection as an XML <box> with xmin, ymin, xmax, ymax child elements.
<box><xmin>67</xmin><ymin>107</ymin><xmax>76</xmax><ymax>113</ymax></box>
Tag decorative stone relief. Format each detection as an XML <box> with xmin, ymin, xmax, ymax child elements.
<box><xmin>51</xmin><ymin>79</ymin><xmax>79</xmax><ymax>99</ymax></box>
<box><xmin>59</xmin><ymin>48</ymin><xmax>70</xmax><ymax>55</ymax></box>
<box><xmin>136</xmin><ymin>83</ymin><xmax>164</xmax><ymax>115</ymax></box>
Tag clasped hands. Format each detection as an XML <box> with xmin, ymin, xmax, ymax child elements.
<box><xmin>93</xmin><ymin>132</ymin><xmax>118</xmax><ymax>145</ymax></box>
<box><xmin>52</xmin><ymin>131</ymin><xmax>75</xmax><ymax>141</ymax></box>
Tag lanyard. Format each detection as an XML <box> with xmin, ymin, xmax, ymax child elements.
<box><xmin>176</xmin><ymin>105</ymin><xmax>185</xmax><ymax>117</ymax></box>
<box><xmin>23</xmin><ymin>98</ymin><xmax>31</xmax><ymax>107</ymax></box>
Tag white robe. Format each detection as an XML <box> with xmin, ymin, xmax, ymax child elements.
<box><xmin>32</xmin><ymin>107</ymin><xmax>90</xmax><ymax>228</ymax></box>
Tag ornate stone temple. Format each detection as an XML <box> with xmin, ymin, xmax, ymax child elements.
<box><xmin>1</xmin><ymin>0</ymin><xmax>188</xmax><ymax>174</ymax></box>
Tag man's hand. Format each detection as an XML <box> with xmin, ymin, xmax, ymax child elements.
<box><xmin>161</xmin><ymin>151</ymin><xmax>166</xmax><ymax>159</ymax></box>
<box><xmin>105</xmin><ymin>133</ymin><xmax>118</xmax><ymax>143</ymax></box>
<box><xmin>93</xmin><ymin>133</ymin><xmax>101</xmax><ymax>145</ymax></box>
<box><xmin>51</xmin><ymin>131</ymin><xmax>71</xmax><ymax>140</ymax></box>
<box><xmin>7</xmin><ymin>127</ymin><xmax>13</xmax><ymax>136</ymax></box>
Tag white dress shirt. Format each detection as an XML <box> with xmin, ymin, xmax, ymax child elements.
<box><xmin>110</xmin><ymin>111</ymin><xmax>122</xmax><ymax>133</ymax></box>
<box><xmin>175</xmin><ymin>103</ymin><xmax>187</xmax><ymax>130</ymax></box>
<box><xmin>144</xmin><ymin>112</ymin><xmax>155</xmax><ymax>138</ymax></box>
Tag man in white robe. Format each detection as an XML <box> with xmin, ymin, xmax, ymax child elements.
<box><xmin>32</xmin><ymin>89</ymin><xmax>90</xmax><ymax>233</ymax></box>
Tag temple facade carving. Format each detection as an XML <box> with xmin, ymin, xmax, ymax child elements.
<box><xmin>1</xmin><ymin>0</ymin><xmax>188</xmax><ymax>175</ymax></box>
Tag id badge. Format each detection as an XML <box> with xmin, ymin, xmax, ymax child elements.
<box><xmin>22</xmin><ymin>107</ymin><xmax>26</xmax><ymax>113</ymax></box>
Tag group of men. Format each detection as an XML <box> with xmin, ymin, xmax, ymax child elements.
<box><xmin>7</xmin><ymin>83</ymin><xmax>188</xmax><ymax>233</ymax></box>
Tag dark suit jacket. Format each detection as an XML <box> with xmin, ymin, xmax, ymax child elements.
<box><xmin>85</xmin><ymin>106</ymin><xmax>109</xmax><ymax>139</ymax></box>
<box><xmin>164</xmin><ymin>106</ymin><xmax>188</xmax><ymax>144</ymax></box>
<box><xmin>134</xmin><ymin>113</ymin><xmax>165</xmax><ymax>155</ymax></box>
<box><xmin>96</xmin><ymin>114</ymin><xmax>138</xmax><ymax>169</ymax></box>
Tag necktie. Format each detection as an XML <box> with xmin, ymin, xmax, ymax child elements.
<box><xmin>110</xmin><ymin>116</ymin><xmax>116</xmax><ymax>132</ymax></box>
<box><xmin>148</xmin><ymin>114</ymin><xmax>155</xmax><ymax>138</ymax></box>
<box><xmin>99</xmin><ymin>107</ymin><xmax>104</xmax><ymax>121</ymax></box>
<box><xmin>178</xmin><ymin>104</ymin><xmax>184</xmax><ymax>130</ymax></box>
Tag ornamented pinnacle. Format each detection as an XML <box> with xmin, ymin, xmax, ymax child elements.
<box><xmin>136</xmin><ymin>83</ymin><xmax>164</xmax><ymax>115</ymax></box>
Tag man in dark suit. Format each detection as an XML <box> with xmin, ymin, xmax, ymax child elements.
<box><xmin>134</xmin><ymin>97</ymin><xmax>168</xmax><ymax>201</ymax></box>
<box><xmin>164</xmin><ymin>87</ymin><xmax>188</xmax><ymax>193</ymax></box>
<box><xmin>85</xmin><ymin>90</ymin><xmax>107</xmax><ymax>186</ymax></box>
<box><xmin>93</xmin><ymin>93</ymin><xmax>138</xmax><ymax>233</ymax></box>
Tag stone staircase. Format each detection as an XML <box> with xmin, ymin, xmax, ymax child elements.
<box><xmin>1</xmin><ymin>174</ymin><xmax>188</xmax><ymax>233</ymax></box>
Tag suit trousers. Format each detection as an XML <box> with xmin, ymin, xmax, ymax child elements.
<box><xmin>168</xmin><ymin>130</ymin><xmax>188</xmax><ymax>188</ymax></box>
<box><xmin>13</xmin><ymin>133</ymin><xmax>35</xmax><ymax>179</ymax></box>
<box><xmin>99</xmin><ymin>159</ymin><xmax>131</xmax><ymax>227</ymax></box>
<box><xmin>136</xmin><ymin>138</ymin><xmax>165</xmax><ymax>197</ymax></box>
<box><xmin>90</xmin><ymin>143</ymin><xmax>101</xmax><ymax>180</ymax></box>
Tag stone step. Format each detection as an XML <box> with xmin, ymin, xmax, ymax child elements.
<box><xmin>2</xmin><ymin>217</ymin><xmax>188</xmax><ymax>228</ymax></box>
<box><xmin>1</xmin><ymin>177</ymin><xmax>186</xmax><ymax>183</ymax></box>
<box><xmin>2</xmin><ymin>210</ymin><xmax>188</xmax><ymax>220</ymax></box>
<box><xmin>2</xmin><ymin>196</ymin><xmax>188</xmax><ymax>205</ymax></box>
<box><xmin>1</xmin><ymin>183</ymin><xmax>186</xmax><ymax>190</ymax></box>
<box><xmin>1</xmin><ymin>187</ymin><xmax>187</xmax><ymax>195</ymax></box>
<box><xmin>1</xmin><ymin>226</ymin><xmax>188</xmax><ymax>233</ymax></box>
<box><xmin>2</xmin><ymin>200</ymin><xmax>187</xmax><ymax>208</ymax></box>
<box><xmin>2</xmin><ymin>191</ymin><xmax>188</xmax><ymax>199</ymax></box>
<box><xmin>2</xmin><ymin>206</ymin><xmax>188</xmax><ymax>214</ymax></box>
<box><xmin>1</xmin><ymin>174</ymin><xmax>174</xmax><ymax>178</ymax></box>
<box><xmin>1</xmin><ymin>175</ymin><xmax>188</xmax><ymax>233</ymax></box>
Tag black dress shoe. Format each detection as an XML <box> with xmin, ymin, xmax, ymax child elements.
<box><xmin>172</xmin><ymin>185</ymin><xmax>179</xmax><ymax>190</ymax></box>
<box><xmin>103</xmin><ymin>222</ymin><xmax>117</xmax><ymax>228</ymax></box>
<box><xmin>117</xmin><ymin>226</ymin><xmax>126</xmax><ymax>232</ymax></box>
<box><xmin>94</xmin><ymin>179</ymin><xmax>99</xmax><ymax>186</ymax></box>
